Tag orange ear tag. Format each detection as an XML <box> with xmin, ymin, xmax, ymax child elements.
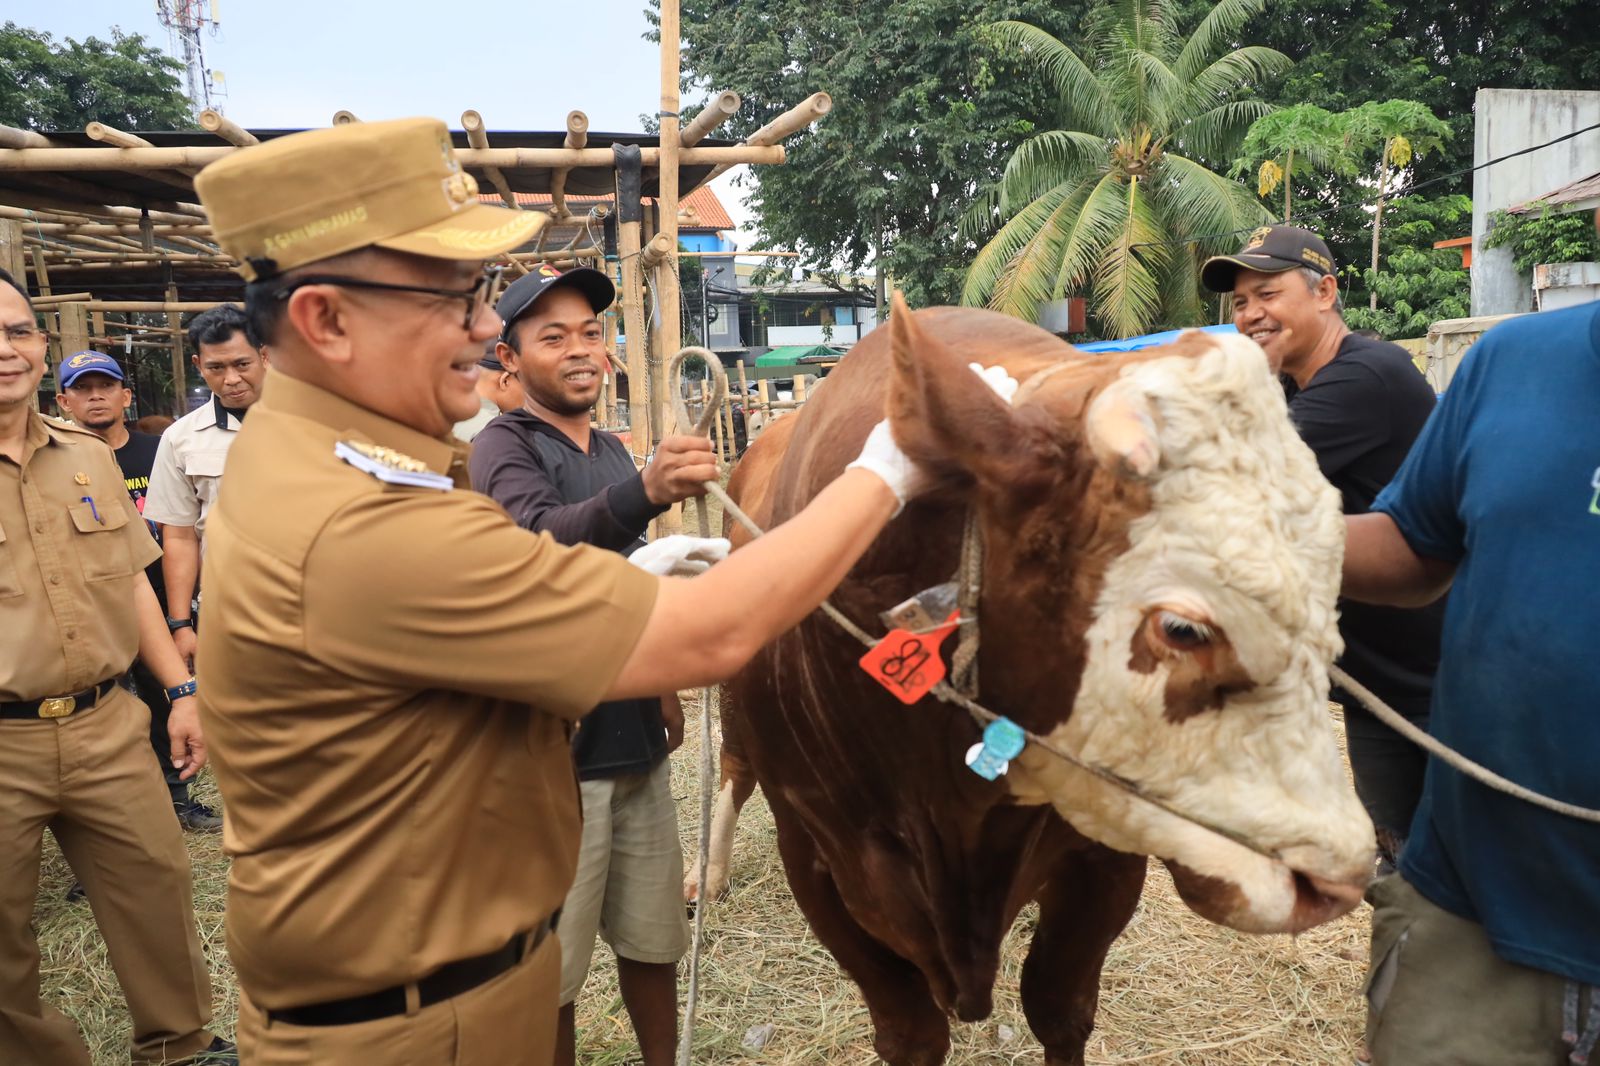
<box><xmin>858</xmin><ymin>611</ymin><xmax>961</xmax><ymax>704</ymax></box>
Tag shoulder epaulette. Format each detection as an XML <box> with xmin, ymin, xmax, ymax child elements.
<box><xmin>334</xmin><ymin>440</ymin><xmax>453</xmax><ymax>491</ymax></box>
<box><xmin>43</xmin><ymin>416</ymin><xmax>108</xmax><ymax>441</ymax></box>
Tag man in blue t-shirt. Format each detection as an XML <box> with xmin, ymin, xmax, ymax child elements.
<box><xmin>1343</xmin><ymin>223</ymin><xmax>1600</xmax><ymax>1062</ymax></box>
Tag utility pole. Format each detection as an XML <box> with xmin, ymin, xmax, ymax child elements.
<box><xmin>155</xmin><ymin>0</ymin><xmax>225</xmax><ymax>112</ymax></box>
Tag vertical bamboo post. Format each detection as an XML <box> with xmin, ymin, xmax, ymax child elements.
<box><xmin>657</xmin><ymin>0</ymin><xmax>684</xmax><ymax>445</ymax></box>
<box><xmin>166</xmin><ymin>284</ymin><xmax>186</xmax><ymax>416</ymax></box>
<box><xmin>0</xmin><ymin>219</ymin><xmax>25</xmax><ymax>284</ymax></box>
<box><xmin>613</xmin><ymin>150</ymin><xmax>650</xmax><ymax>465</ymax></box>
<box><xmin>735</xmin><ymin>358</ymin><xmax>750</xmax><ymax>404</ymax></box>
<box><xmin>794</xmin><ymin>374</ymin><xmax>808</xmax><ymax>404</ymax></box>
<box><xmin>721</xmin><ymin>395</ymin><xmax>736</xmax><ymax>461</ymax></box>
<box><xmin>30</xmin><ymin>247</ymin><xmax>51</xmax><ymax>298</ymax></box>
<box><xmin>55</xmin><ymin>302</ymin><xmax>89</xmax><ymax>401</ymax></box>
<box><xmin>756</xmin><ymin>379</ymin><xmax>770</xmax><ymax>418</ymax></box>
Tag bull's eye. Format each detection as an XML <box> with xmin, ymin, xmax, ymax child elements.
<box><xmin>1156</xmin><ymin>610</ymin><xmax>1214</xmax><ymax>651</ymax></box>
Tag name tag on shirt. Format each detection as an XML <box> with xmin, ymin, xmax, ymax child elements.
<box><xmin>334</xmin><ymin>441</ymin><xmax>454</xmax><ymax>492</ymax></box>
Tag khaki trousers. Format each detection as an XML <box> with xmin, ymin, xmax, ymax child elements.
<box><xmin>0</xmin><ymin>688</ymin><xmax>216</xmax><ymax>1065</ymax></box>
<box><xmin>236</xmin><ymin>931</ymin><xmax>560</xmax><ymax>1066</ymax></box>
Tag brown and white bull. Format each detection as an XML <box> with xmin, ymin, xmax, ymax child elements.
<box><xmin>694</xmin><ymin>297</ymin><xmax>1375</xmax><ymax>1065</ymax></box>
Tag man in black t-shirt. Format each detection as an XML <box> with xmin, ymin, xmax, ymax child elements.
<box><xmin>55</xmin><ymin>351</ymin><xmax>222</xmax><ymax>833</ymax></box>
<box><xmin>471</xmin><ymin>266</ymin><xmax>719</xmax><ymax>1066</ymax></box>
<box><xmin>1203</xmin><ymin>227</ymin><xmax>1443</xmax><ymax>868</ymax></box>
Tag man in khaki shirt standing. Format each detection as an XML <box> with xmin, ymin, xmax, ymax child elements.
<box><xmin>0</xmin><ymin>269</ymin><xmax>232</xmax><ymax>1065</ymax></box>
<box><xmin>191</xmin><ymin>118</ymin><xmax>925</xmax><ymax>1065</ymax></box>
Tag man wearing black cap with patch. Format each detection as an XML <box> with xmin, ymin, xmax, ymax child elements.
<box><xmin>470</xmin><ymin>264</ymin><xmax>714</xmax><ymax>1066</ymax></box>
<box><xmin>1203</xmin><ymin>224</ymin><xmax>1443</xmax><ymax>870</ymax></box>
<box><xmin>451</xmin><ymin>342</ymin><xmax>524</xmax><ymax>442</ymax></box>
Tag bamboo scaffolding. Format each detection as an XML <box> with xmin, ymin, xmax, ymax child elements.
<box><xmin>332</xmin><ymin>111</ymin><xmax>361</xmax><ymax>126</ymax></box>
<box><xmin>506</xmin><ymin>245</ymin><xmax>603</xmax><ymax>262</ymax></box>
<box><xmin>461</xmin><ymin>110</ymin><xmax>519</xmax><ymax>210</ymax></box>
<box><xmin>0</xmin><ymin>144</ymin><xmax>786</xmax><ymax>172</ymax></box>
<box><xmin>681</xmin><ymin>91</ymin><xmax>741</xmax><ymax>148</ymax></box>
<box><xmin>84</xmin><ymin>122</ymin><xmax>203</xmax><ymax>188</ymax></box>
<box><xmin>548</xmin><ymin>111</ymin><xmax>589</xmax><ymax>220</ymax></box>
<box><xmin>31</xmin><ymin>291</ymin><xmax>93</xmax><ymax>305</ymax></box>
<box><xmin>639</xmin><ymin>232</ymin><xmax>675</xmax><ymax>269</ymax></box>
<box><xmin>703</xmin><ymin>92</ymin><xmax>831</xmax><ymax>184</ymax></box>
<box><xmin>165</xmin><ymin>283</ymin><xmax>186</xmax><ymax>415</ymax></box>
<box><xmin>0</xmin><ymin>220</ymin><xmax>23</xmax><ymax>280</ymax></box>
<box><xmin>198</xmin><ymin>108</ymin><xmax>259</xmax><ymax>147</ymax></box>
<box><xmin>4</xmin><ymin>172</ymin><xmax>207</xmax><ymax>217</ymax></box>
<box><xmin>71</xmin><ymin>301</ymin><xmax>222</xmax><ymax>312</ymax></box>
<box><xmin>0</xmin><ymin>195</ymin><xmax>206</xmax><ymax>224</ymax></box>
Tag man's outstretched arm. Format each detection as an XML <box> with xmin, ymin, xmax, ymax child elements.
<box><xmin>1343</xmin><ymin>512</ymin><xmax>1456</xmax><ymax>608</ymax></box>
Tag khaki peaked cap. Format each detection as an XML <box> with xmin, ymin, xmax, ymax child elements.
<box><xmin>194</xmin><ymin>117</ymin><xmax>545</xmax><ymax>281</ymax></box>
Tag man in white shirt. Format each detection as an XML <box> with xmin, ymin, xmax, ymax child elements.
<box><xmin>143</xmin><ymin>304</ymin><xmax>267</xmax><ymax>668</ymax></box>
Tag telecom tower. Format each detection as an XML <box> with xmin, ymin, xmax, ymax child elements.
<box><xmin>155</xmin><ymin>0</ymin><xmax>225</xmax><ymax>111</ymax></box>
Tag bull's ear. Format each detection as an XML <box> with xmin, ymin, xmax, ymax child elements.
<box><xmin>1085</xmin><ymin>378</ymin><xmax>1161</xmax><ymax>478</ymax></box>
<box><xmin>885</xmin><ymin>291</ymin><xmax>1022</xmax><ymax>481</ymax></box>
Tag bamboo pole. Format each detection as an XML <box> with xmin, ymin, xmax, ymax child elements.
<box><xmin>0</xmin><ymin>123</ymin><xmax>54</xmax><ymax>149</ymax></box>
<box><xmin>639</xmin><ymin>232</ymin><xmax>675</xmax><ymax>269</ymax></box>
<box><xmin>549</xmin><ymin>111</ymin><xmax>589</xmax><ymax>221</ymax></box>
<box><xmin>657</xmin><ymin>0</ymin><xmax>684</xmax><ymax>453</ymax></box>
<box><xmin>166</xmin><ymin>284</ymin><xmax>187</xmax><ymax>416</ymax></box>
<box><xmin>735</xmin><ymin>358</ymin><xmax>751</xmax><ymax>404</ymax></box>
<box><xmin>0</xmin><ymin>207</ymin><xmax>211</xmax><ymax>231</ymax></box>
<box><xmin>30</xmin><ymin>247</ymin><xmax>51</xmax><ymax>295</ymax></box>
<box><xmin>198</xmin><ymin>108</ymin><xmax>259</xmax><ymax>147</ymax></box>
<box><xmin>461</xmin><ymin>110</ymin><xmax>520</xmax><ymax>210</ymax></box>
<box><xmin>0</xmin><ymin>144</ymin><xmax>786</xmax><ymax>172</ymax></box>
<box><xmin>84</xmin><ymin>122</ymin><xmax>202</xmax><ymax>187</ymax></box>
<box><xmin>615</xmin><ymin>154</ymin><xmax>651</xmax><ymax>466</ymax></box>
<box><xmin>332</xmin><ymin>110</ymin><xmax>361</xmax><ymax>126</ymax></box>
<box><xmin>30</xmin><ymin>247</ymin><xmax>231</xmax><ymax>262</ymax></box>
<box><xmin>681</xmin><ymin>91</ymin><xmax>742</xmax><ymax>148</ymax></box>
<box><xmin>721</xmin><ymin>394</ymin><xmax>736</xmax><ymax>462</ymax></box>
<box><xmin>702</xmin><ymin>92</ymin><xmax>831</xmax><ymax>184</ymax></box>
<box><xmin>507</xmin><ymin>245</ymin><xmax>603</xmax><ymax>262</ymax></box>
<box><xmin>0</xmin><ymin>220</ymin><xmax>25</xmax><ymax>283</ymax></box>
<box><xmin>32</xmin><ymin>291</ymin><xmax>93</xmax><ymax>305</ymax></box>
<box><xmin>0</xmin><ymin>193</ymin><xmax>205</xmax><ymax>223</ymax></box>
<box><xmin>78</xmin><ymin>300</ymin><xmax>222</xmax><ymax>312</ymax></box>
<box><xmin>57</xmin><ymin>303</ymin><xmax>89</xmax><ymax>394</ymax></box>
<box><xmin>0</xmin><ymin>174</ymin><xmax>206</xmax><ymax>216</ymax></box>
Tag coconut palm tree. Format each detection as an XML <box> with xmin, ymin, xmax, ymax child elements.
<box><xmin>962</xmin><ymin>0</ymin><xmax>1286</xmax><ymax>337</ymax></box>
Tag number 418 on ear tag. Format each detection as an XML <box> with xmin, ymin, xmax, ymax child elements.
<box><xmin>859</xmin><ymin>611</ymin><xmax>961</xmax><ymax>704</ymax></box>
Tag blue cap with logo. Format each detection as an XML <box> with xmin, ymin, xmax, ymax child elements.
<box><xmin>59</xmin><ymin>351</ymin><xmax>126</xmax><ymax>389</ymax></box>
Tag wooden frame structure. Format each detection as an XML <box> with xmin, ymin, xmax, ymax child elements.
<box><xmin>0</xmin><ymin>1</ymin><xmax>830</xmax><ymax>465</ymax></box>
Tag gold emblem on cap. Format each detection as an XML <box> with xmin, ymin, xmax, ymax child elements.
<box><xmin>1245</xmin><ymin>225</ymin><xmax>1273</xmax><ymax>250</ymax></box>
<box><xmin>342</xmin><ymin>440</ymin><xmax>430</xmax><ymax>473</ymax></box>
<box><xmin>74</xmin><ymin>472</ymin><xmax>90</xmax><ymax>485</ymax></box>
<box><xmin>443</xmin><ymin>172</ymin><xmax>478</xmax><ymax>206</ymax></box>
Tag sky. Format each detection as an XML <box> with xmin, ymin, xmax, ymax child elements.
<box><xmin>8</xmin><ymin>0</ymin><xmax>758</xmax><ymax>239</ymax></box>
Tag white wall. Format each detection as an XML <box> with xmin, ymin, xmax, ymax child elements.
<box><xmin>766</xmin><ymin>323</ymin><xmax>865</xmax><ymax>346</ymax></box>
<box><xmin>1471</xmin><ymin>88</ymin><xmax>1600</xmax><ymax>316</ymax></box>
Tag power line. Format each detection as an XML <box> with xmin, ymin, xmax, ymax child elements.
<box><xmin>1130</xmin><ymin>120</ymin><xmax>1600</xmax><ymax>251</ymax></box>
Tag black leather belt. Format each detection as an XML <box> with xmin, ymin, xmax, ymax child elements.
<box><xmin>266</xmin><ymin>915</ymin><xmax>558</xmax><ymax>1028</ymax></box>
<box><xmin>0</xmin><ymin>678</ymin><xmax>118</xmax><ymax>720</ymax></box>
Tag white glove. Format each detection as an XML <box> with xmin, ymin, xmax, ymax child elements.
<box><xmin>628</xmin><ymin>534</ymin><xmax>731</xmax><ymax>577</ymax></box>
<box><xmin>968</xmin><ymin>361</ymin><xmax>1019</xmax><ymax>403</ymax></box>
<box><xmin>846</xmin><ymin>419</ymin><xmax>923</xmax><ymax>514</ymax></box>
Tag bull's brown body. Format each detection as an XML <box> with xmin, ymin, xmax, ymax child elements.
<box><xmin>716</xmin><ymin>309</ymin><xmax>1170</xmax><ymax>1065</ymax></box>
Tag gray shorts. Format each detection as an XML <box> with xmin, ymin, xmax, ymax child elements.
<box><xmin>556</xmin><ymin>759</ymin><xmax>689</xmax><ymax>1005</ymax></box>
<box><xmin>1366</xmin><ymin>874</ymin><xmax>1600</xmax><ymax>1065</ymax></box>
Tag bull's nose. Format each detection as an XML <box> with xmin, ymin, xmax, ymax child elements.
<box><xmin>1301</xmin><ymin>871</ymin><xmax>1370</xmax><ymax>910</ymax></box>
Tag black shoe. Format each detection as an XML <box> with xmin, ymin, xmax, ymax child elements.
<box><xmin>175</xmin><ymin>800</ymin><xmax>223</xmax><ymax>832</ymax></box>
<box><xmin>64</xmin><ymin>880</ymin><xmax>87</xmax><ymax>903</ymax></box>
<box><xmin>184</xmin><ymin>1036</ymin><xmax>238</xmax><ymax>1065</ymax></box>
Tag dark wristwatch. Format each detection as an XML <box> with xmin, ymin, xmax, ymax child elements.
<box><xmin>166</xmin><ymin>617</ymin><xmax>194</xmax><ymax>632</ymax></box>
<box><xmin>165</xmin><ymin>678</ymin><xmax>198</xmax><ymax>702</ymax></box>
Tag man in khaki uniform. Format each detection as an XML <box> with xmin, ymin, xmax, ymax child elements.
<box><xmin>0</xmin><ymin>269</ymin><xmax>233</xmax><ymax>1065</ymax></box>
<box><xmin>190</xmin><ymin>117</ymin><xmax>924</xmax><ymax>1065</ymax></box>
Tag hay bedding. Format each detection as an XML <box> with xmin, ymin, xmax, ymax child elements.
<box><xmin>34</xmin><ymin>703</ymin><xmax>1366</xmax><ymax>1065</ymax></box>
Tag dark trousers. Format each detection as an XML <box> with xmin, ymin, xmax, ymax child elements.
<box><xmin>1338</xmin><ymin>689</ymin><xmax>1430</xmax><ymax>869</ymax></box>
<box><xmin>128</xmin><ymin>659</ymin><xmax>187</xmax><ymax>807</ymax></box>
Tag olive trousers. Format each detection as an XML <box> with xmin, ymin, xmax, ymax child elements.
<box><xmin>236</xmin><ymin>930</ymin><xmax>560</xmax><ymax>1065</ymax></box>
<box><xmin>0</xmin><ymin>688</ymin><xmax>217</xmax><ymax>1065</ymax></box>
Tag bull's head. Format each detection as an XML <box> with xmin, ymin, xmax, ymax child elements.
<box><xmin>884</xmin><ymin>296</ymin><xmax>1375</xmax><ymax>935</ymax></box>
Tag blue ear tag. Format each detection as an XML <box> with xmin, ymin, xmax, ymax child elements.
<box><xmin>964</xmin><ymin>717</ymin><xmax>1027</xmax><ymax>780</ymax></box>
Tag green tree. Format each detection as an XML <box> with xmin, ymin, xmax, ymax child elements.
<box><xmin>0</xmin><ymin>23</ymin><xmax>192</xmax><ymax>131</ymax></box>
<box><xmin>1483</xmin><ymin>203</ymin><xmax>1600</xmax><ymax>276</ymax></box>
<box><xmin>1342</xmin><ymin>194</ymin><xmax>1470</xmax><ymax>339</ymax></box>
<box><xmin>961</xmin><ymin>0</ymin><xmax>1283</xmax><ymax>337</ymax></box>
<box><xmin>1342</xmin><ymin>99</ymin><xmax>1450</xmax><ymax>311</ymax></box>
<box><xmin>1232</xmin><ymin>103</ymin><xmax>1354</xmax><ymax>221</ymax></box>
<box><xmin>665</xmin><ymin>0</ymin><xmax>1074</xmax><ymax>307</ymax></box>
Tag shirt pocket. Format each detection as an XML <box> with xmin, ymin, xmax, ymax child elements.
<box><xmin>0</xmin><ymin>520</ymin><xmax>22</xmax><ymax>599</ymax></box>
<box><xmin>68</xmin><ymin>499</ymin><xmax>134</xmax><ymax>582</ymax></box>
<box><xmin>183</xmin><ymin>451</ymin><xmax>228</xmax><ymax>511</ymax></box>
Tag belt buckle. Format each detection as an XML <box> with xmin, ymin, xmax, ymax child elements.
<box><xmin>38</xmin><ymin>696</ymin><xmax>75</xmax><ymax>719</ymax></box>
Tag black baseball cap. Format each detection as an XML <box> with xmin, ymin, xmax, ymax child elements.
<box><xmin>495</xmin><ymin>264</ymin><xmax>615</xmax><ymax>339</ymax></box>
<box><xmin>1201</xmin><ymin>225</ymin><xmax>1337</xmax><ymax>293</ymax></box>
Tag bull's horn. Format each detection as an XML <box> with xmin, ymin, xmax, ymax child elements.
<box><xmin>1085</xmin><ymin>379</ymin><xmax>1161</xmax><ymax>478</ymax></box>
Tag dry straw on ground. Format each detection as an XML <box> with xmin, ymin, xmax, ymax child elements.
<box><xmin>37</xmin><ymin>701</ymin><xmax>1368</xmax><ymax>1065</ymax></box>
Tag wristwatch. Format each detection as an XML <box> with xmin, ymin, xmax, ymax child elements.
<box><xmin>166</xmin><ymin>617</ymin><xmax>194</xmax><ymax>632</ymax></box>
<box><xmin>165</xmin><ymin>678</ymin><xmax>198</xmax><ymax>702</ymax></box>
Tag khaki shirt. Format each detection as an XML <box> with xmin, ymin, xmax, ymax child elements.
<box><xmin>451</xmin><ymin>392</ymin><xmax>501</xmax><ymax>442</ymax></box>
<box><xmin>198</xmin><ymin>369</ymin><xmax>657</xmax><ymax>1009</ymax></box>
<box><xmin>0</xmin><ymin>413</ymin><xmax>160</xmax><ymax>701</ymax></box>
<box><xmin>143</xmin><ymin>397</ymin><xmax>242</xmax><ymax>537</ymax></box>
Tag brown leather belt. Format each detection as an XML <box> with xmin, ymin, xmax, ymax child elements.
<box><xmin>0</xmin><ymin>678</ymin><xmax>118</xmax><ymax>720</ymax></box>
<box><xmin>266</xmin><ymin>913</ymin><xmax>559</xmax><ymax>1027</ymax></box>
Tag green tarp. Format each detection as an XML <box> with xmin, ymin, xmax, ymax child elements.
<box><xmin>754</xmin><ymin>345</ymin><xmax>840</xmax><ymax>366</ymax></box>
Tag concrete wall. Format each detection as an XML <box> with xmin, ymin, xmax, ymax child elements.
<box><xmin>1472</xmin><ymin>89</ymin><xmax>1600</xmax><ymax>316</ymax></box>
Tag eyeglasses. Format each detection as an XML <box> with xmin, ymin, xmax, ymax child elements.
<box><xmin>271</xmin><ymin>266</ymin><xmax>507</xmax><ymax>331</ymax></box>
<box><xmin>2</xmin><ymin>323</ymin><xmax>48</xmax><ymax>352</ymax></box>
